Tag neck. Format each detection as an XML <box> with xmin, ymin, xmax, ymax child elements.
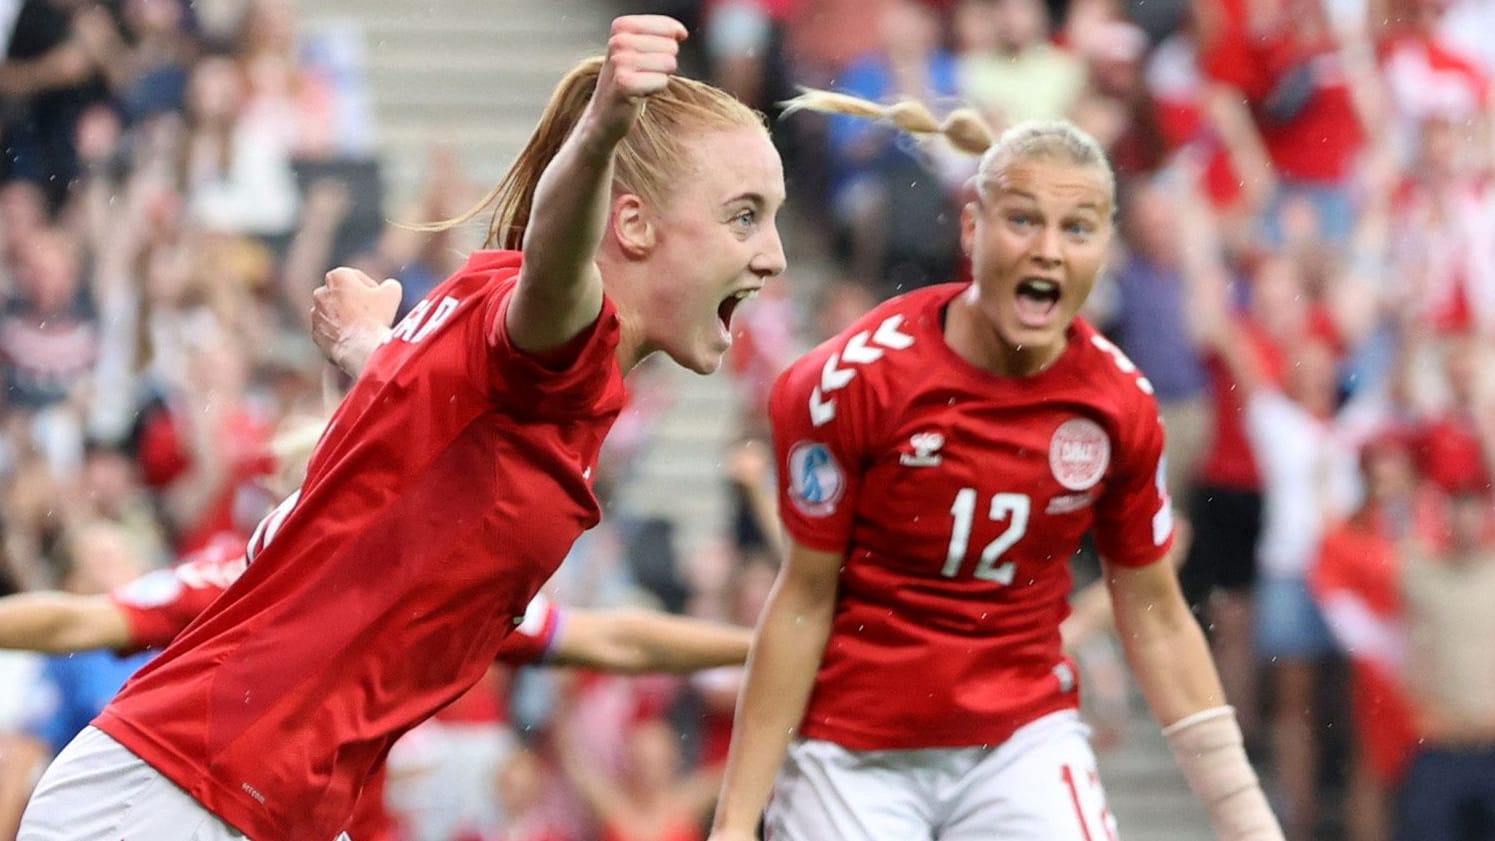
<box><xmin>613</xmin><ymin>309</ymin><xmax>651</xmax><ymax>374</ymax></box>
<box><xmin>946</xmin><ymin>292</ymin><xmax>1066</xmax><ymax>377</ymax></box>
<box><xmin>599</xmin><ymin>253</ymin><xmax>651</xmax><ymax>374</ymax></box>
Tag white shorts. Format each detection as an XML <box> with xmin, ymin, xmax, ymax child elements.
<box><xmin>766</xmin><ymin>710</ymin><xmax>1118</xmax><ymax>841</ymax></box>
<box><xmin>19</xmin><ymin>726</ymin><xmax>353</xmax><ymax>841</ymax></box>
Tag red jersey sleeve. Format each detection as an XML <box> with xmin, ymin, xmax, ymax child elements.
<box><xmin>768</xmin><ymin>340</ymin><xmax>876</xmax><ymax>554</ymax></box>
<box><xmin>1091</xmin><ymin>396</ymin><xmax>1175</xmax><ymax>569</ymax></box>
<box><xmin>495</xmin><ymin>593</ymin><xmax>564</xmax><ymax>666</ymax></box>
<box><xmin>108</xmin><ymin>556</ymin><xmax>247</xmax><ymax>652</ymax></box>
<box><xmin>478</xmin><ymin>261</ymin><xmax>625</xmax><ymax>421</ymax></box>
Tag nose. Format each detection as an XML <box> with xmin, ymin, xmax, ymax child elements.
<box><xmin>752</xmin><ymin>226</ymin><xmax>788</xmax><ymax>279</ymax></box>
<box><xmin>1033</xmin><ymin>225</ymin><xmax>1063</xmax><ymax>268</ymax></box>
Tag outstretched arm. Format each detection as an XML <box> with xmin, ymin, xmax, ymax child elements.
<box><xmin>509</xmin><ymin>15</ymin><xmax>688</xmax><ymax>353</ymax></box>
<box><xmin>549</xmin><ymin>608</ymin><xmax>751</xmax><ymax>674</ymax></box>
<box><xmin>0</xmin><ymin>592</ymin><xmax>133</xmax><ymax>654</ymax></box>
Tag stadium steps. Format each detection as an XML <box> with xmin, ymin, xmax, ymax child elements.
<box><xmin>302</xmin><ymin>0</ymin><xmax>608</xmax><ymax>204</ymax></box>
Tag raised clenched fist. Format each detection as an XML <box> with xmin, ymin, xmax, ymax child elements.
<box><xmin>588</xmin><ymin>15</ymin><xmax>689</xmax><ymax>139</ymax></box>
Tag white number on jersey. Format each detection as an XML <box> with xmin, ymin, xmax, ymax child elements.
<box><xmin>942</xmin><ymin>489</ymin><xmax>1030</xmax><ymax>584</ymax></box>
<box><xmin>245</xmin><ymin>488</ymin><xmax>301</xmax><ymax>564</ymax></box>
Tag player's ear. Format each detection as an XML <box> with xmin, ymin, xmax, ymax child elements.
<box><xmin>612</xmin><ymin>194</ymin><xmax>656</xmax><ymax>258</ymax></box>
<box><xmin>960</xmin><ymin>201</ymin><xmax>978</xmax><ymax>259</ymax></box>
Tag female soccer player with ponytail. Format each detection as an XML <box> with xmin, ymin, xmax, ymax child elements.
<box><xmin>20</xmin><ymin>15</ymin><xmax>785</xmax><ymax>841</ymax></box>
<box><xmin>708</xmin><ymin>93</ymin><xmax>1283</xmax><ymax>841</ymax></box>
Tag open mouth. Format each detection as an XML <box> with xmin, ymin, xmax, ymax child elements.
<box><xmin>1013</xmin><ymin>278</ymin><xmax>1061</xmax><ymax>327</ymax></box>
<box><xmin>717</xmin><ymin>287</ymin><xmax>760</xmax><ymax>332</ymax></box>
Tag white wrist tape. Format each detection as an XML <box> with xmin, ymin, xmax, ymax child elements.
<box><xmin>1163</xmin><ymin>706</ymin><xmax>1285</xmax><ymax>841</ymax></box>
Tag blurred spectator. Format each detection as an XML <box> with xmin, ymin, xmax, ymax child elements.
<box><xmin>1397</xmin><ymin>490</ymin><xmax>1495</xmax><ymax>841</ymax></box>
<box><xmin>0</xmin><ymin>226</ymin><xmax>98</xmax><ymax>414</ymax></box>
<box><xmin>1387</xmin><ymin>117</ymin><xmax>1495</xmax><ymax>336</ymax></box>
<box><xmin>1313</xmin><ymin>429</ymin><xmax>1432</xmax><ymax>841</ymax></box>
<box><xmin>0</xmin><ymin>0</ymin><xmax>105</xmax><ymax>211</ymax></box>
<box><xmin>181</xmin><ymin>53</ymin><xmax>299</xmax><ymax>235</ymax></box>
<box><xmin>1195</xmin><ymin>0</ymin><xmax>1368</xmax><ymax>246</ymax></box>
<box><xmin>1069</xmin><ymin>18</ymin><xmax>1167</xmax><ymax>176</ymax></box>
<box><xmin>559</xmin><ymin>711</ymin><xmax>718</xmax><ymax>841</ymax></box>
<box><xmin>954</xmin><ymin>0</ymin><xmax>1085</xmax><ymax>128</ymax></box>
<box><xmin>1376</xmin><ymin>0</ymin><xmax>1490</xmax><ymax>167</ymax></box>
<box><xmin>1103</xmin><ymin>175</ymin><xmax>1211</xmax><ymax>507</ymax></box>
<box><xmin>73</xmin><ymin>0</ymin><xmax>198</xmax><ymax>126</ymax></box>
<box><xmin>822</xmin><ymin>0</ymin><xmax>962</xmax><ymax>296</ymax></box>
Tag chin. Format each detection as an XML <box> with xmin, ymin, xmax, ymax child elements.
<box><xmin>666</xmin><ymin>345</ymin><xmax>725</xmax><ymax>375</ymax></box>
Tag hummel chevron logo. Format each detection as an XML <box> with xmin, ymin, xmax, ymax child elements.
<box><xmin>809</xmin><ymin>315</ymin><xmax>915</xmax><ymax>427</ymax></box>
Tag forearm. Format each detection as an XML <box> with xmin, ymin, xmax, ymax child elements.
<box><xmin>587</xmin><ymin>610</ymin><xmax>751</xmax><ymax>674</ymax></box>
<box><xmin>1205</xmin><ymin>86</ymin><xmax>1276</xmax><ymax>209</ymax></box>
<box><xmin>1116</xmin><ymin>592</ymin><xmax>1226</xmax><ymax>724</ymax></box>
<box><xmin>712</xmin><ymin>590</ymin><xmax>832</xmax><ymax>834</ymax></box>
<box><xmin>0</xmin><ymin>44</ymin><xmax>93</xmax><ymax>97</ymax></box>
<box><xmin>0</xmin><ymin>593</ymin><xmax>127</xmax><ymax>654</ymax></box>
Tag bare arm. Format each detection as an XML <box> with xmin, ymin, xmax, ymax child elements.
<box><xmin>508</xmin><ymin>15</ymin><xmax>686</xmax><ymax>353</ymax></box>
<box><xmin>1203</xmin><ymin>85</ymin><xmax>1277</xmax><ymax>214</ymax></box>
<box><xmin>0</xmin><ymin>592</ymin><xmax>133</xmax><ymax>654</ymax></box>
<box><xmin>709</xmin><ymin>540</ymin><xmax>841</xmax><ymax>841</ymax></box>
<box><xmin>549</xmin><ymin>608</ymin><xmax>751</xmax><ymax>674</ymax></box>
<box><xmin>1107</xmin><ymin>556</ymin><xmax>1284</xmax><ymax>839</ymax></box>
<box><xmin>0</xmin><ymin>41</ymin><xmax>93</xmax><ymax>97</ymax></box>
<box><xmin>1106</xmin><ymin>554</ymin><xmax>1225</xmax><ymax>723</ymax></box>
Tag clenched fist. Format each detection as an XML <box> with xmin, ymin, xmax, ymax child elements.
<box><xmin>588</xmin><ymin>15</ymin><xmax>689</xmax><ymax>141</ymax></box>
<box><xmin>312</xmin><ymin>267</ymin><xmax>403</xmax><ymax>377</ymax></box>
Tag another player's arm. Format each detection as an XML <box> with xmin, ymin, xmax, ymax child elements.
<box><xmin>549</xmin><ymin>609</ymin><xmax>751</xmax><ymax>674</ymax></box>
<box><xmin>709</xmin><ymin>539</ymin><xmax>841</xmax><ymax>841</ymax></box>
<box><xmin>0</xmin><ymin>592</ymin><xmax>133</xmax><ymax>654</ymax></box>
<box><xmin>509</xmin><ymin>15</ymin><xmax>687</xmax><ymax>353</ymax></box>
<box><xmin>1106</xmin><ymin>553</ymin><xmax>1284</xmax><ymax>840</ymax></box>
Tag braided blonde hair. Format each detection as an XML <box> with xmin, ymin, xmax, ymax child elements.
<box><xmin>781</xmin><ymin>88</ymin><xmax>1115</xmax><ymax>199</ymax></box>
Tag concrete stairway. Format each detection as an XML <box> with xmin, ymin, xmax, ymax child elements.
<box><xmin>301</xmin><ymin>0</ymin><xmax>610</xmax><ymax>204</ymax></box>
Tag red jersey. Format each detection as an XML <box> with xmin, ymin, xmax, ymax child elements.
<box><xmin>95</xmin><ymin>250</ymin><xmax>626</xmax><ymax>841</ymax></box>
<box><xmin>771</xmin><ymin>285</ymin><xmax>1173</xmax><ymax>750</ymax></box>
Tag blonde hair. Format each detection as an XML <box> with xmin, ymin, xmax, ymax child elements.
<box><xmin>426</xmin><ymin>57</ymin><xmax>766</xmax><ymax>249</ymax></box>
<box><xmin>780</xmin><ymin>88</ymin><xmax>1115</xmax><ymax>197</ymax></box>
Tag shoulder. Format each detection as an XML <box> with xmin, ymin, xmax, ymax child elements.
<box><xmin>773</xmin><ymin>286</ymin><xmax>949</xmax><ymax>428</ymax></box>
<box><xmin>1070</xmin><ymin>319</ymin><xmax>1162</xmax><ymax>420</ymax></box>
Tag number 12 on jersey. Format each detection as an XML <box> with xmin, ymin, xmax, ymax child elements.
<box><xmin>942</xmin><ymin>489</ymin><xmax>1030</xmax><ymax>583</ymax></box>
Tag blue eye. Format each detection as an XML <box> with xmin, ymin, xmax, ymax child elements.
<box><xmin>1008</xmin><ymin>213</ymin><xmax>1033</xmax><ymax>227</ymax></box>
<box><xmin>1064</xmin><ymin>221</ymin><xmax>1092</xmax><ymax>236</ymax></box>
<box><xmin>733</xmin><ymin>209</ymin><xmax>757</xmax><ymax>229</ymax></box>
